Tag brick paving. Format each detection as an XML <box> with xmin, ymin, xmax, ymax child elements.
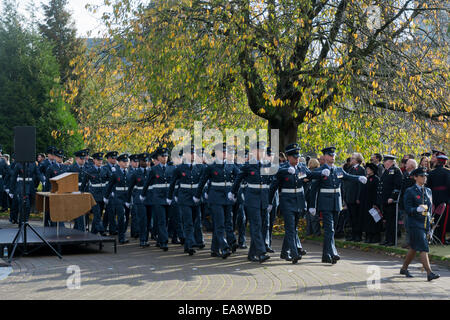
<box><xmin>0</xmin><ymin>220</ymin><xmax>449</xmax><ymax>300</ymax></box>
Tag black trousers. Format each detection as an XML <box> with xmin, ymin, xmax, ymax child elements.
<box><xmin>383</xmin><ymin>203</ymin><xmax>397</xmax><ymax>243</ymax></box>
<box><xmin>348</xmin><ymin>203</ymin><xmax>363</xmax><ymax>239</ymax></box>
<box><xmin>434</xmin><ymin>203</ymin><xmax>449</xmax><ymax>243</ymax></box>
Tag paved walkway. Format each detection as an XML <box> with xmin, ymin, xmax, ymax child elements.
<box><xmin>0</xmin><ymin>222</ymin><xmax>449</xmax><ymax>299</ymax></box>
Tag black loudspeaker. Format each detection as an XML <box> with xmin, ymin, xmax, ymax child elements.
<box><xmin>14</xmin><ymin>126</ymin><xmax>36</xmax><ymax>162</ymax></box>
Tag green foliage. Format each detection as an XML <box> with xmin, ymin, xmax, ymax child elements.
<box><xmin>0</xmin><ymin>0</ymin><xmax>83</xmax><ymax>156</ymax></box>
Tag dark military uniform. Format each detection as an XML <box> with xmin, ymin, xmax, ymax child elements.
<box><xmin>104</xmin><ymin>154</ymin><xmax>130</xmax><ymax>243</ymax></box>
<box><xmin>311</xmin><ymin>147</ymin><xmax>365</xmax><ymax>263</ymax></box>
<box><xmin>361</xmin><ymin>165</ymin><xmax>381</xmax><ymax>243</ymax></box>
<box><xmin>127</xmin><ymin>155</ymin><xmax>148</xmax><ymax>246</ymax></box>
<box><xmin>376</xmin><ymin>156</ymin><xmax>402</xmax><ymax>245</ymax></box>
<box><xmin>44</xmin><ymin>150</ymin><xmax>67</xmax><ymax>226</ymax></box>
<box><xmin>67</xmin><ymin>150</ymin><xmax>89</xmax><ymax>231</ymax></box>
<box><xmin>269</xmin><ymin>145</ymin><xmax>324</xmax><ymax>263</ymax></box>
<box><xmin>231</xmin><ymin>155</ymin><xmax>271</xmax><ymax>262</ymax></box>
<box><xmin>140</xmin><ymin>148</ymin><xmax>175</xmax><ymax>251</ymax></box>
<box><xmin>80</xmin><ymin>152</ymin><xmax>106</xmax><ymax>235</ymax></box>
<box><xmin>195</xmin><ymin>145</ymin><xmax>240</xmax><ymax>258</ymax></box>
<box><xmin>426</xmin><ymin>156</ymin><xmax>450</xmax><ymax>244</ymax></box>
<box><xmin>168</xmin><ymin>148</ymin><xmax>204</xmax><ymax>255</ymax></box>
<box><xmin>102</xmin><ymin>151</ymin><xmax>119</xmax><ymax>234</ymax></box>
<box><xmin>403</xmin><ymin>184</ymin><xmax>432</xmax><ymax>252</ymax></box>
<box><xmin>9</xmin><ymin>162</ymin><xmax>45</xmax><ymax>224</ymax></box>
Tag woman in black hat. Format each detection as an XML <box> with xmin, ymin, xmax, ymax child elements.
<box><xmin>361</xmin><ymin>163</ymin><xmax>381</xmax><ymax>243</ymax></box>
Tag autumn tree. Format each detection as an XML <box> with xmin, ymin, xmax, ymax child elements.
<box><xmin>69</xmin><ymin>0</ymin><xmax>448</xmax><ymax>155</ymax></box>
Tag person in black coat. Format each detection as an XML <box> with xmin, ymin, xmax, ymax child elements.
<box><xmin>361</xmin><ymin>163</ymin><xmax>381</xmax><ymax>243</ymax></box>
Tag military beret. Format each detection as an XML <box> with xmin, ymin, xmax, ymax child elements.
<box><xmin>117</xmin><ymin>153</ymin><xmax>129</xmax><ymax>162</ymax></box>
<box><xmin>92</xmin><ymin>152</ymin><xmax>104</xmax><ymax>160</ymax></box>
<box><xmin>383</xmin><ymin>155</ymin><xmax>397</xmax><ymax>161</ymax></box>
<box><xmin>411</xmin><ymin>167</ymin><xmax>428</xmax><ymax>176</ymax></box>
<box><xmin>106</xmin><ymin>151</ymin><xmax>118</xmax><ymax>159</ymax></box>
<box><xmin>321</xmin><ymin>146</ymin><xmax>336</xmax><ymax>156</ymax></box>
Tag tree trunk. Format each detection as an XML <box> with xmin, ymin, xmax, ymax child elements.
<box><xmin>268</xmin><ymin>116</ymin><xmax>299</xmax><ymax>152</ymax></box>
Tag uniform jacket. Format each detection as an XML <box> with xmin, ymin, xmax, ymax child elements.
<box><xmin>377</xmin><ymin>165</ymin><xmax>403</xmax><ymax>205</ymax></box>
<box><xmin>311</xmin><ymin>164</ymin><xmax>361</xmax><ymax>212</ymax></box>
<box><xmin>105</xmin><ymin>167</ymin><xmax>130</xmax><ymax>205</ymax></box>
<box><xmin>81</xmin><ymin>165</ymin><xmax>107</xmax><ymax>202</ymax></box>
<box><xmin>126</xmin><ymin>167</ymin><xmax>147</xmax><ymax>204</ymax></box>
<box><xmin>141</xmin><ymin>163</ymin><xmax>176</xmax><ymax>205</ymax></box>
<box><xmin>343</xmin><ymin>164</ymin><xmax>365</xmax><ymax>204</ymax></box>
<box><xmin>403</xmin><ymin>184</ymin><xmax>432</xmax><ymax>231</ymax></box>
<box><xmin>269</xmin><ymin>163</ymin><xmax>322</xmax><ymax>211</ymax></box>
<box><xmin>231</xmin><ymin>161</ymin><xmax>272</xmax><ymax>209</ymax></box>
<box><xmin>168</xmin><ymin>163</ymin><xmax>204</xmax><ymax>206</ymax></box>
<box><xmin>10</xmin><ymin>162</ymin><xmax>45</xmax><ymax>195</ymax></box>
<box><xmin>426</xmin><ymin>165</ymin><xmax>450</xmax><ymax>205</ymax></box>
<box><xmin>195</xmin><ymin>161</ymin><xmax>240</xmax><ymax>206</ymax></box>
<box><xmin>44</xmin><ymin>162</ymin><xmax>67</xmax><ymax>191</ymax></box>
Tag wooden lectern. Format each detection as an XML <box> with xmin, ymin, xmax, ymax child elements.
<box><xmin>36</xmin><ymin>172</ymin><xmax>96</xmax><ymax>234</ymax></box>
<box><xmin>50</xmin><ymin>172</ymin><xmax>79</xmax><ymax>193</ymax></box>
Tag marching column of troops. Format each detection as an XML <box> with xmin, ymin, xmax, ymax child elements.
<box><xmin>0</xmin><ymin>143</ymin><xmax>447</xmax><ymax>279</ymax></box>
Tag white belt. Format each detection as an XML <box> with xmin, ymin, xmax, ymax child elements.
<box><xmin>153</xmin><ymin>183</ymin><xmax>168</xmax><ymax>188</ymax></box>
<box><xmin>78</xmin><ymin>183</ymin><xmax>82</xmax><ymax>186</ymax></box>
<box><xmin>180</xmin><ymin>183</ymin><xmax>199</xmax><ymax>188</ymax></box>
<box><xmin>116</xmin><ymin>187</ymin><xmax>128</xmax><ymax>191</ymax></box>
<box><xmin>17</xmin><ymin>178</ymin><xmax>33</xmax><ymax>182</ymax></box>
<box><xmin>247</xmin><ymin>184</ymin><xmax>269</xmax><ymax>189</ymax></box>
<box><xmin>91</xmin><ymin>183</ymin><xmax>104</xmax><ymax>188</ymax></box>
<box><xmin>211</xmin><ymin>182</ymin><xmax>232</xmax><ymax>187</ymax></box>
<box><xmin>134</xmin><ymin>186</ymin><xmax>144</xmax><ymax>190</ymax></box>
<box><xmin>320</xmin><ymin>188</ymin><xmax>340</xmax><ymax>193</ymax></box>
<box><xmin>281</xmin><ymin>187</ymin><xmax>304</xmax><ymax>194</ymax></box>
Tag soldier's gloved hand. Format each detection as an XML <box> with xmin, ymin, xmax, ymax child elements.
<box><xmin>174</xmin><ymin>196</ymin><xmax>178</xmax><ymax>203</ymax></box>
<box><xmin>417</xmin><ymin>205</ymin><xmax>425</xmax><ymax>213</ymax></box>
<box><xmin>309</xmin><ymin>208</ymin><xmax>316</xmax><ymax>216</ymax></box>
<box><xmin>321</xmin><ymin>168</ymin><xmax>330</xmax><ymax>177</ymax></box>
<box><xmin>125</xmin><ymin>202</ymin><xmax>130</xmax><ymax>208</ymax></box>
<box><xmin>166</xmin><ymin>198</ymin><xmax>172</xmax><ymax>205</ymax></box>
<box><xmin>288</xmin><ymin>166</ymin><xmax>296</xmax><ymax>174</ymax></box>
<box><xmin>193</xmin><ymin>196</ymin><xmax>200</xmax><ymax>203</ymax></box>
<box><xmin>267</xmin><ymin>204</ymin><xmax>273</xmax><ymax>214</ymax></box>
<box><xmin>111</xmin><ymin>192</ymin><xmax>115</xmax><ymax>197</ymax></box>
<box><xmin>139</xmin><ymin>195</ymin><xmax>145</xmax><ymax>202</ymax></box>
<box><xmin>358</xmin><ymin>176</ymin><xmax>367</xmax><ymax>184</ymax></box>
<box><xmin>8</xmin><ymin>193</ymin><xmax>13</xmax><ymax>199</ymax></box>
<box><xmin>103</xmin><ymin>197</ymin><xmax>109</xmax><ymax>204</ymax></box>
<box><xmin>227</xmin><ymin>192</ymin><xmax>236</xmax><ymax>202</ymax></box>
<box><xmin>5</xmin><ymin>189</ymin><xmax>9</xmax><ymax>194</ymax></box>
<box><xmin>204</xmin><ymin>192</ymin><xmax>208</xmax><ymax>200</ymax></box>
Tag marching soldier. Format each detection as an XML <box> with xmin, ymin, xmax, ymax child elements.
<box><xmin>234</xmin><ymin>149</ymin><xmax>248</xmax><ymax>249</ymax></box>
<box><xmin>68</xmin><ymin>149</ymin><xmax>89</xmax><ymax>231</ymax></box>
<box><xmin>127</xmin><ymin>154</ymin><xmax>141</xmax><ymax>239</ymax></box>
<box><xmin>9</xmin><ymin>161</ymin><xmax>45</xmax><ymax>224</ymax></box>
<box><xmin>102</xmin><ymin>151</ymin><xmax>119</xmax><ymax>235</ymax></box>
<box><xmin>80</xmin><ymin>152</ymin><xmax>107</xmax><ymax>235</ymax></box>
<box><xmin>194</xmin><ymin>143</ymin><xmax>240</xmax><ymax>258</ymax></box>
<box><xmin>167</xmin><ymin>145</ymin><xmax>204</xmax><ymax>255</ymax></box>
<box><xmin>104</xmin><ymin>153</ymin><xmax>130</xmax><ymax>244</ymax></box>
<box><xmin>140</xmin><ymin>147</ymin><xmax>175</xmax><ymax>251</ymax></box>
<box><xmin>376</xmin><ymin>155</ymin><xmax>403</xmax><ymax>246</ymax></box>
<box><xmin>265</xmin><ymin>147</ymin><xmax>278</xmax><ymax>252</ymax></box>
<box><xmin>139</xmin><ymin>153</ymin><xmax>154</xmax><ymax>242</ymax></box>
<box><xmin>309</xmin><ymin>147</ymin><xmax>367</xmax><ymax>264</ymax></box>
<box><xmin>127</xmin><ymin>153</ymin><xmax>149</xmax><ymax>247</ymax></box>
<box><xmin>229</xmin><ymin>141</ymin><xmax>271</xmax><ymax>263</ymax></box>
<box><xmin>269</xmin><ymin>143</ymin><xmax>329</xmax><ymax>264</ymax></box>
<box><xmin>400</xmin><ymin>167</ymin><xmax>440</xmax><ymax>281</ymax></box>
<box><xmin>427</xmin><ymin>154</ymin><xmax>449</xmax><ymax>244</ymax></box>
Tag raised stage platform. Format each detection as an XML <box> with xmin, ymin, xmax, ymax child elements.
<box><xmin>0</xmin><ymin>226</ymin><xmax>117</xmax><ymax>254</ymax></box>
